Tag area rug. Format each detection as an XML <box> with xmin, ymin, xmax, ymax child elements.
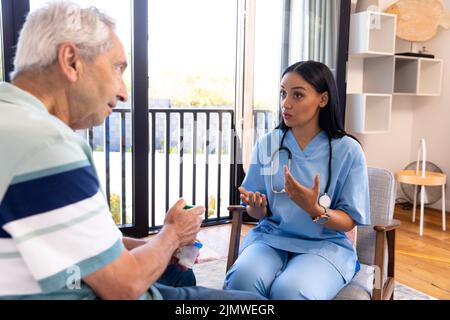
<box><xmin>193</xmin><ymin>258</ymin><xmax>437</xmax><ymax>300</ymax></box>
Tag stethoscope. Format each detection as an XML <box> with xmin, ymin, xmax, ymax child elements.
<box><xmin>270</xmin><ymin>129</ymin><xmax>333</xmax><ymax>208</ymax></box>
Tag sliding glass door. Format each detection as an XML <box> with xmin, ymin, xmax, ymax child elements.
<box><xmin>147</xmin><ymin>0</ymin><xmax>238</xmax><ymax>228</ymax></box>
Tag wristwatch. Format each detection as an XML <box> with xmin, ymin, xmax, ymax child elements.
<box><xmin>312</xmin><ymin>206</ymin><xmax>330</xmax><ymax>225</ymax></box>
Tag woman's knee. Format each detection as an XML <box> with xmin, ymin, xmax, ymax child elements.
<box><xmin>224</xmin><ymin>262</ymin><xmax>253</xmax><ymax>289</ymax></box>
<box><xmin>269</xmin><ymin>274</ymin><xmax>340</xmax><ymax>300</ymax></box>
<box><xmin>224</xmin><ymin>260</ymin><xmax>272</xmax><ymax>294</ymax></box>
<box><xmin>224</xmin><ymin>244</ymin><xmax>283</xmax><ymax>292</ymax></box>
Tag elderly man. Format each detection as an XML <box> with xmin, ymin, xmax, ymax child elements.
<box><xmin>0</xmin><ymin>2</ymin><xmax>262</xmax><ymax>300</ymax></box>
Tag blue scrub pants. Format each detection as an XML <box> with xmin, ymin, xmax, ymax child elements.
<box><xmin>224</xmin><ymin>243</ymin><xmax>346</xmax><ymax>300</ymax></box>
<box><xmin>154</xmin><ymin>264</ymin><xmax>266</xmax><ymax>300</ymax></box>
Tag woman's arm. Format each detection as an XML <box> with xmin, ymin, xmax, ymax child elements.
<box><xmin>284</xmin><ymin>166</ymin><xmax>356</xmax><ymax>232</ymax></box>
<box><xmin>309</xmin><ymin>205</ymin><xmax>356</xmax><ymax>232</ymax></box>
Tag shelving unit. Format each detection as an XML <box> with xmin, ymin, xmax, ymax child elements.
<box><xmin>345</xmin><ymin>94</ymin><xmax>392</xmax><ymax>134</ymax></box>
<box><xmin>346</xmin><ymin>11</ymin><xmax>396</xmax><ymax>134</ymax></box>
<box><xmin>345</xmin><ymin>11</ymin><xmax>443</xmax><ymax>134</ymax></box>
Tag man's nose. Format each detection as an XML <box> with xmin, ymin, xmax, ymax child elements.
<box><xmin>118</xmin><ymin>80</ymin><xmax>128</xmax><ymax>102</ymax></box>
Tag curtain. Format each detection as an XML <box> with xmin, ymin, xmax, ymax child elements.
<box><xmin>284</xmin><ymin>0</ymin><xmax>340</xmax><ymax>73</ymax></box>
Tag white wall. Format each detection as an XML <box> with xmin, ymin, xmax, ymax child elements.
<box><xmin>409</xmin><ymin>0</ymin><xmax>450</xmax><ymax>210</ymax></box>
<box><xmin>349</xmin><ymin>0</ymin><xmax>450</xmax><ymax>210</ymax></box>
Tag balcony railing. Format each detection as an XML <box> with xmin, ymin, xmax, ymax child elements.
<box><xmin>79</xmin><ymin>108</ymin><xmax>274</xmax><ymax>231</ymax></box>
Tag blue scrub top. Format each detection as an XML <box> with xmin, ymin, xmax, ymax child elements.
<box><xmin>241</xmin><ymin>129</ymin><xmax>371</xmax><ymax>283</ymax></box>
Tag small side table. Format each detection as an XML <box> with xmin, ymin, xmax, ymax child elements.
<box><xmin>396</xmin><ymin>170</ymin><xmax>446</xmax><ymax>236</ymax></box>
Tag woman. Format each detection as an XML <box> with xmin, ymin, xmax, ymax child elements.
<box><xmin>224</xmin><ymin>61</ymin><xmax>370</xmax><ymax>300</ymax></box>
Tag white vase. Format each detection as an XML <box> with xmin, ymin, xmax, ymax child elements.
<box><xmin>355</xmin><ymin>0</ymin><xmax>379</xmax><ymax>12</ymax></box>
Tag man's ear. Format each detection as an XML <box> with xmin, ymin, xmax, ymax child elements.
<box><xmin>319</xmin><ymin>92</ymin><xmax>329</xmax><ymax>108</ymax></box>
<box><xmin>58</xmin><ymin>43</ymin><xmax>81</xmax><ymax>83</ymax></box>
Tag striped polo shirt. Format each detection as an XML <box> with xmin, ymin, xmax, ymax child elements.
<box><xmin>0</xmin><ymin>82</ymin><xmax>159</xmax><ymax>300</ymax></box>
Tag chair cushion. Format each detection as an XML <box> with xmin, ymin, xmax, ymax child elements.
<box><xmin>334</xmin><ymin>264</ymin><xmax>374</xmax><ymax>300</ymax></box>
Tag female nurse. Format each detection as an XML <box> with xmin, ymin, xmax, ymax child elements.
<box><xmin>224</xmin><ymin>61</ymin><xmax>370</xmax><ymax>300</ymax></box>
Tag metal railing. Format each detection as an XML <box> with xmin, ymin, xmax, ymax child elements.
<box><xmin>81</xmin><ymin>107</ymin><xmax>274</xmax><ymax>231</ymax></box>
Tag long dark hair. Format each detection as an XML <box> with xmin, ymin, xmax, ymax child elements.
<box><xmin>276</xmin><ymin>60</ymin><xmax>356</xmax><ymax>141</ymax></box>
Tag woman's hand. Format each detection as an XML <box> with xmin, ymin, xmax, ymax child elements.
<box><xmin>238</xmin><ymin>186</ymin><xmax>268</xmax><ymax>219</ymax></box>
<box><xmin>238</xmin><ymin>186</ymin><xmax>267</xmax><ymax>208</ymax></box>
<box><xmin>284</xmin><ymin>166</ymin><xmax>323</xmax><ymax>217</ymax></box>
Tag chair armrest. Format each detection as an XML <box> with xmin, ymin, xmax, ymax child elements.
<box><xmin>226</xmin><ymin>206</ymin><xmax>245</xmax><ymax>272</ymax></box>
<box><xmin>372</xmin><ymin>219</ymin><xmax>401</xmax><ymax>300</ymax></box>
<box><xmin>373</xmin><ymin>219</ymin><xmax>401</xmax><ymax>232</ymax></box>
<box><xmin>227</xmin><ymin>205</ymin><xmax>247</xmax><ymax>212</ymax></box>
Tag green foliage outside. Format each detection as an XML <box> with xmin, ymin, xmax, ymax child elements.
<box><xmin>150</xmin><ymin>72</ymin><xmax>234</xmax><ymax>108</ymax></box>
<box><xmin>208</xmin><ymin>195</ymin><xmax>216</xmax><ymax>218</ymax></box>
<box><xmin>184</xmin><ymin>87</ymin><xmax>232</xmax><ymax>107</ymax></box>
<box><xmin>156</xmin><ymin>139</ymin><xmax>232</xmax><ymax>156</ymax></box>
<box><xmin>110</xmin><ymin>193</ymin><xmax>121</xmax><ymax>225</ymax></box>
<box><xmin>158</xmin><ymin>139</ymin><xmax>178</xmax><ymax>154</ymax></box>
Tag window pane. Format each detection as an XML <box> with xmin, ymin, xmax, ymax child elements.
<box><xmin>148</xmin><ymin>0</ymin><xmax>238</xmax><ymax>226</ymax></box>
<box><xmin>253</xmin><ymin>0</ymin><xmax>283</xmax><ymax>142</ymax></box>
<box><xmin>29</xmin><ymin>1</ymin><xmax>133</xmax><ymax>226</ymax></box>
<box><xmin>148</xmin><ymin>0</ymin><xmax>237</xmax><ymax>109</ymax></box>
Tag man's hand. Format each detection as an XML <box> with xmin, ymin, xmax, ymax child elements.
<box><xmin>284</xmin><ymin>166</ymin><xmax>323</xmax><ymax>218</ymax></box>
<box><xmin>163</xmin><ymin>199</ymin><xmax>204</xmax><ymax>247</ymax></box>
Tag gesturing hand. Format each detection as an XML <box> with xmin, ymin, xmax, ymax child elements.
<box><xmin>238</xmin><ymin>186</ymin><xmax>268</xmax><ymax>219</ymax></box>
<box><xmin>238</xmin><ymin>186</ymin><xmax>267</xmax><ymax>209</ymax></box>
<box><xmin>284</xmin><ymin>166</ymin><xmax>322</xmax><ymax>217</ymax></box>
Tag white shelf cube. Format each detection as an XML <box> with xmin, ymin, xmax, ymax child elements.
<box><xmin>349</xmin><ymin>12</ymin><xmax>396</xmax><ymax>57</ymax></box>
<box><xmin>347</xmin><ymin>56</ymin><xmax>394</xmax><ymax>94</ymax></box>
<box><xmin>345</xmin><ymin>94</ymin><xmax>392</xmax><ymax>134</ymax></box>
<box><xmin>393</xmin><ymin>56</ymin><xmax>419</xmax><ymax>95</ymax></box>
<box><xmin>417</xmin><ymin>59</ymin><xmax>443</xmax><ymax>96</ymax></box>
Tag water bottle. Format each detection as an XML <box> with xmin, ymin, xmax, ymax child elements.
<box><xmin>175</xmin><ymin>241</ymin><xmax>203</xmax><ymax>269</ymax></box>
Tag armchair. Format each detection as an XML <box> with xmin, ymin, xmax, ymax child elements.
<box><xmin>226</xmin><ymin>167</ymin><xmax>400</xmax><ymax>300</ymax></box>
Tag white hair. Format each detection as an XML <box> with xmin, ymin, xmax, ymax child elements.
<box><xmin>12</xmin><ymin>1</ymin><xmax>116</xmax><ymax>79</ymax></box>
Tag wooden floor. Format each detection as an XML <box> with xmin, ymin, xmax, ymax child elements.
<box><xmin>393</xmin><ymin>205</ymin><xmax>450</xmax><ymax>300</ymax></box>
<box><xmin>197</xmin><ymin>204</ymin><xmax>450</xmax><ymax>300</ymax></box>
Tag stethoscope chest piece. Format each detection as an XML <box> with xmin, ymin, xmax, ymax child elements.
<box><xmin>318</xmin><ymin>194</ymin><xmax>331</xmax><ymax>209</ymax></box>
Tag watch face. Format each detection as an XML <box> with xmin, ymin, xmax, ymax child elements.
<box><xmin>316</xmin><ymin>215</ymin><xmax>330</xmax><ymax>225</ymax></box>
